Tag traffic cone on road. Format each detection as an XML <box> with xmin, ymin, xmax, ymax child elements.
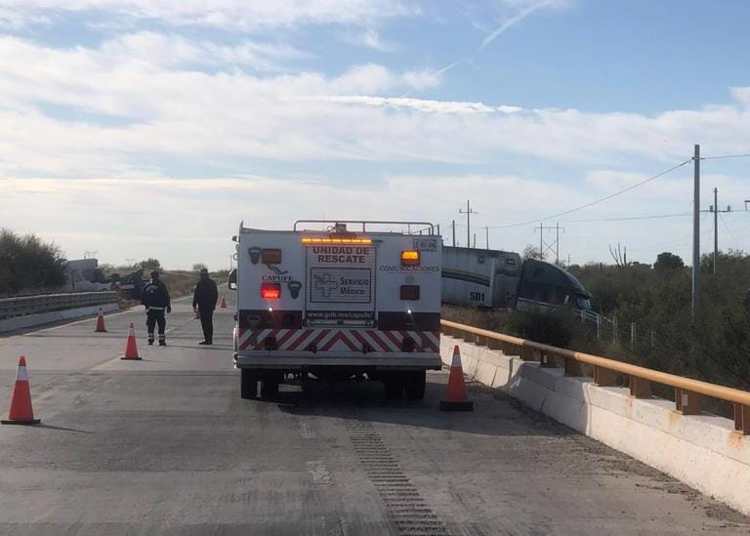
<box><xmin>121</xmin><ymin>322</ymin><xmax>142</xmax><ymax>360</ymax></box>
<box><xmin>440</xmin><ymin>345</ymin><xmax>474</xmax><ymax>411</ymax></box>
<box><xmin>219</xmin><ymin>295</ymin><xmax>227</xmax><ymax>309</ymax></box>
<box><xmin>94</xmin><ymin>308</ymin><xmax>107</xmax><ymax>333</ymax></box>
<box><xmin>2</xmin><ymin>356</ymin><xmax>41</xmax><ymax>425</ymax></box>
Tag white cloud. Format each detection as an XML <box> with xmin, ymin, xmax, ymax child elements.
<box><xmin>1</xmin><ymin>33</ymin><xmax>749</xmax><ymax>179</ymax></box>
<box><xmin>1</xmin><ymin>32</ymin><xmax>750</xmax><ymax>269</ymax></box>
<box><xmin>0</xmin><ymin>173</ymin><xmax>580</xmax><ymax>267</ymax></box>
<box><xmin>344</xmin><ymin>28</ymin><xmax>397</xmax><ymax>52</ymax></box>
<box><xmin>5</xmin><ymin>169</ymin><xmax>747</xmax><ymax>269</ymax></box>
<box><xmin>301</xmin><ymin>96</ymin><xmax>522</xmax><ymax>114</ymax></box>
<box><xmin>1</xmin><ymin>0</ymin><xmax>417</xmax><ymax>31</ymax></box>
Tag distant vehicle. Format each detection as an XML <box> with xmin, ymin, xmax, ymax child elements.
<box><xmin>515</xmin><ymin>258</ymin><xmax>592</xmax><ymax>313</ymax></box>
<box><xmin>230</xmin><ymin>220</ymin><xmax>442</xmax><ymax>400</ymax></box>
<box><xmin>111</xmin><ymin>268</ymin><xmax>146</xmax><ymax>300</ymax></box>
<box><xmin>442</xmin><ymin>246</ymin><xmax>522</xmax><ymax>308</ymax></box>
<box><xmin>441</xmin><ymin>246</ymin><xmax>593</xmax><ymax>314</ymax></box>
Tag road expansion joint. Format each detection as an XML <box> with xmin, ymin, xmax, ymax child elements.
<box><xmin>344</xmin><ymin>417</ymin><xmax>451</xmax><ymax>536</ymax></box>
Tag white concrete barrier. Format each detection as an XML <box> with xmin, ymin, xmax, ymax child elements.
<box><xmin>441</xmin><ymin>335</ymin><xmax>750</xmax><ymax>516</ymax></box>
<box><xmin>0</xmin><ymin>303</ymin><xmax>119</xmax><ymax>333</ymax></box>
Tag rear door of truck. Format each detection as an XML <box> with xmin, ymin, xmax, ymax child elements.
<box><xmin>304</xmin><ymin>239</ymin><xmax>377</xmax><ymax>331</ymax></box>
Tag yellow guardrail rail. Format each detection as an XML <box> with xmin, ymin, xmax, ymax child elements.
<box><xmin>441</xmin><ymin>319</ymin><xmax>750</xmax><ymax>435</ymax></box>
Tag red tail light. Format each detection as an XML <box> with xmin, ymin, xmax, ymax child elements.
<box><xmin>261</xmin><ymin>282</ymin><xmax>281</xmax><ymax>300</ymax></box>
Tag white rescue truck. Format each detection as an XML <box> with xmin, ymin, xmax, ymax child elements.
<box><xmin>230</xmin><ymin>220</ymin><xmax>442</xmax><ymax>400</ymax></box>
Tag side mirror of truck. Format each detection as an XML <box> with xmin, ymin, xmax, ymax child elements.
<box><xmin>228</xmin><ymin>268</ymin><xmax>237</xmax><ymax>290</ymax></box>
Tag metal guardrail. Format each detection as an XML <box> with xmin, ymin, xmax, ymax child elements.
<box><xmin>0</xmin><ymin>292</ymin><xmax>118</xmax><ymax>320</ymax></box>
<box><xmin>441</xmin><ymin>319</ymin><xmax>750</xmax><ymax>435</ymax></box>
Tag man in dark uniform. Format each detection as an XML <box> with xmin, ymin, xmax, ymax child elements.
<box><xmin>142</xmin><ymin>270</ymin><xmax>171</xmax><ymax>346</ymax></box>
<box><xmin>193</xmin><ymin>268</ymin><xmax>218</xmax><ymax>345</ymax></box>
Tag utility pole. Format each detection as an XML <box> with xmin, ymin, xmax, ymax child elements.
<box><xmin>459</xmin><ymin>200</ymin><xmax>476</xmax><ymax>250</ymax></box>
<box><xmin>484</xmin><ymin>226</ymin><xmax>489</xmax><ymax>250</ymax></box>
<box><xmin>714</xmin><ymin>187</ymin><xmax>717</xmax><ymax>275</ymax></box>
<box><xmin>539</xmin><ymin>224</ymin><xmax>543</xmax><ymax>260</ymax></box>
<box><xmin>555</xmin><ymin>222</ymin><xmax>564</xmax><ymax>265</ymax></box>
<box><xmin>535</xmin><ymin>224</ymin><xmax>562</xmax><ymax>262</ymax></box>
<box><xmin>692</xmin><ymin>144</ymin><xmax>700</xmax><ymax>319</ymax></box>
<box><xmin>708</xmin><ymin>188</ymin><xmax>732</xmax><ymax>274</ymax></box>
<box><xmin>451</xmin><ymin>219</ymin><xmax>456</xmax><ymax>247</ymax></box>
<box><xmin>473</xmin><ymin>233</ymin><xmax>476</xmax><ymax>248</ymax></box>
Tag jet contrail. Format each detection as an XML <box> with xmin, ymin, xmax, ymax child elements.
<box><xmin>479</xmin><ymin>0</ymin><xmax>553</xmax><ymax>51</ymax></box>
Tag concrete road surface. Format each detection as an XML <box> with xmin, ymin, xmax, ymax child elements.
<box><xmin>0</xmin><ymin>293</ymin><xmax>748</xmax><ymax>535</ymax></box>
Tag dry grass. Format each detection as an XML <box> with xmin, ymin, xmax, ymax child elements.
<box><xmin>161</xmin><ymin>271</ymin><xmax>199</xmax><ymax>299</ymax></box>
<box><xmin>441</xmin><ymin>304</ymin><xmax>511</xmax><ymax>332</ymax></box>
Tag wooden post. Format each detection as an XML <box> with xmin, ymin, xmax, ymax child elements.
<box><xmin>629</xmin><ymin>376</ymin><xmax>651</xmax><ymax>398</ymax></box>
<box><xmin>613</xmin><ymin>315</ymin><xmax>618</xmax><ymax>344</ymax></box>
<box><xmin>488</xmin><ymin>338</ymin><xmax>503</xmax><ymax>351</ymax></box>
<box><xmin>734</xmin><ymin>404</ymin><xmax>750</xmax><ymax>435</ymax></box>
<box><xmin>539</xmin><ymin>350</ymin><xmax>555</xmax><ymax>368</ymax></box>
<box><xmin>564</xmin><ymin>357</ymin><xmax>583</xmax><ymax>377</ymax></box>
<box><xmin>596</xmin><ymin>315</ymin><xmax>601</xmax><ymax>340</ymax></box>
<box><xmin>593</xmin><ymin>366</ymin><xmax>619</xmax><ymax>386</ymax></box>
<box><xmin>675</xmin><ymin>388</ymin><xmax>701</xmax><ymax>415</ymax></box>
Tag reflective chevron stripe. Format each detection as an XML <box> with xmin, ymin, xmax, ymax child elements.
<box><xmin>238</xmin><ymin>328</ymin><xmax>439</xmax><ymax>353</ymax></box>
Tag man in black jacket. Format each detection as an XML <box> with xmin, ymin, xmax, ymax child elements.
<box><xmin>142</xmin><ymin>270</ymin><xmax>171</xmax><ymax>346</ymax></box>
<box><xmin>193</xmin><ymin>268</ymin><xmax>219</xmax><ymax>345</ymax></box>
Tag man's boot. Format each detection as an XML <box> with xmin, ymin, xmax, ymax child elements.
<box><xmin>158</xmin><ymin>334</ymin><xmax>166</xmax><ymax>347</ymax></box>
<box><xmin>148</xmin><ymin>334</ymin><xmax>155</xmax><ymax>346</ymax></box>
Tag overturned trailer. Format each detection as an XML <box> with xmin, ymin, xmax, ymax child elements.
<box><xmin>441</xmin><ymin>247</ymin><xmax>592</xmax><ymax>314</ymax></box>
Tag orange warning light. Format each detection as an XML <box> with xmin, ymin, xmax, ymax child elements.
<box><xmin>400</xmin><ymin>250</ymin><xmax>420</xmax><ymax>266</ymax></box>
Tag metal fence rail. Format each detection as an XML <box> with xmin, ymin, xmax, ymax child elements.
<box><xmin>0</xmin><ymin>292</ymin><xmax>118</xmax><ymax>320</ymax></box>
<box><xmin>441</xmin><ymin>319</ymin><xmax>750</xmax><ymax>435</ymax></box>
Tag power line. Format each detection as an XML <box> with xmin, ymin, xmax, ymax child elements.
<box><xmin>718</xmin><ymin>212</ymin><xmax>737</xmax><ymax>243</ymax></box>
<box><xmin>487</xmin><ymin>158</ymin><xmax>693</xmax><ymax>229</ymax></box>
<box><xmin>701</xmin><ymin>153</ymin><xmax>750</xmax><ymax>161</ymax></box>
<box><xmin>565</xmin><ymin>211</ymin><xmax>692</xmax><ymax>224</ymax></box>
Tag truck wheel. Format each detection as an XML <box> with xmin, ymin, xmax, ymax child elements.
<box><xmin>384</xmin><ymin>374</ymin><xmax>404</xmax><ymax>400</ymax></box>
<box><xmin>260</xmin><ymin>375</ymin><xmax>280</xmax><ymax>400</ymax></box>
<box><xmin>241</xmin><ymin>369</ymin><xmax>258</xmax><ymax>400</ymax></box>
<box><xmin>405</xmin><ymin>370</ymin><xmax>426</xmax><ymax>401</ymax></box>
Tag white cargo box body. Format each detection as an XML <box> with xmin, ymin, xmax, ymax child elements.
<box><xmin>441</xmin><ymin>246</ymin><xmax>521</xmax><ymax>308</ymax></box>
<box><xmin>234</xmin><ymin>222</ymin><xmax>442</xmax><ymax>370</ymax></box>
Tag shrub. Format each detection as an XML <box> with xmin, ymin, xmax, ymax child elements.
<box><xmin>0</xmin><ymin>229</ymin><xmax>67</xmax><ymax>295</ymax></box>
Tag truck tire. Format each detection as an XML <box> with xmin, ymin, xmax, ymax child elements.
<box><xmin>384</xmin><ymin>373</ymin><xmax>404</xmax><ymax>400</ymax></box>
<box><xmin>241</xmin><ymin>369</ymin><xmax>257</xmax><ymax>400</ymax></box>
<box><xmin>404</xmin><ymin>370</ymin><xmax>426</xmax><ymax>400</ymax></box>
<box><xmin>260</xmin><ymin>372</ymin><xmax>281</xmax><ymax>400</ymax></box>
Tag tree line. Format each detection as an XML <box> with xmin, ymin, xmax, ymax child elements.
<box><xmin>568</xmin><ymin>250</ymin><xmax>750</xmax><ymax>393</ymax></box>
<box><xmin>0</xmin><ymin>229</ymin><xmax>67</xmax><ymax>296</ymax></box>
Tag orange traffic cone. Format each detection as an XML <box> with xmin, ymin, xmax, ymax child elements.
<box><xmin>2</xmin><ymin>356</ymin><xmax>41</xmax><ymax>425</ymax></box>
<box><xmin>440</xmin><ymin>345</ymin><xmax>474</xmax><ymax>411</ymax></box>
<box><xmin>95</xmin><ymin>308</ymin><xmax>107</xmax><ymax>333</ymax></box>
<box><xmin>219</xmin><ymin>295</ymin><xmax>227</xmax><ymax>309</ymax></box>
<box><xmin>121</xmin><ymin>322</ymin><xmax>141</xmax><ymax>360</ymax></box>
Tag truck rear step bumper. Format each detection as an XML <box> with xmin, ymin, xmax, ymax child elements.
<box><xmin>234</xmin><ymin>351</ymin><xmax>441</xmax><ymax>370</ymax></box>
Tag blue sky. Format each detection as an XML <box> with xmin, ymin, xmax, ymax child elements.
<box><xmin>1</xmin><ymin>1</ymin><xmax>749</xmax><ymax>269</ymax></box>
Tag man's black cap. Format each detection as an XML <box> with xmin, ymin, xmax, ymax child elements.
<box><xmin>150</xmin><ymin>270</ymin><xmax>159</xmax><ymax>277</ymax></box>
<box><xmin>200</xmin><ymin>268</ymin><xmax>209</xmax><ymax>274</ymax></box>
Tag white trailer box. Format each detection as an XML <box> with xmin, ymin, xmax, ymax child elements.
<box><xmin>441</xmin><ymin>246</ymin><xmax>522</xmax><ymax>308</ymax></box>
<box><xmin>232</xmin><ymin>220</ymin><xmax>442</xmax><ymax>400</ymax></box>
